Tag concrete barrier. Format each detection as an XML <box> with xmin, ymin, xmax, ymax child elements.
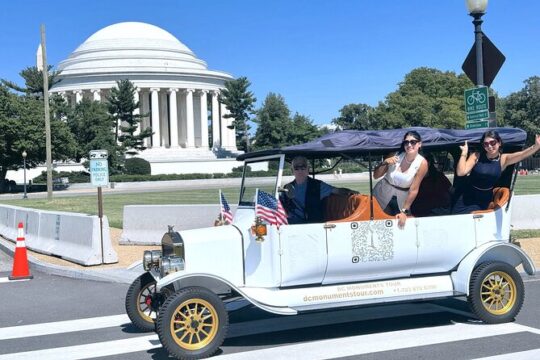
<box><xmin>121</xmin><ymin>194</ymin><xmax>539</xmax><ymax>245</ymax></box>
<box><xmin>120</xmin><ymin>204</ymin><xmax>237</xmax><ymax>245</ymax></box>
<box><xmin>0</xmin><ymin>205</ymin><xmax>117</xmax><ymax>266</ymax></box>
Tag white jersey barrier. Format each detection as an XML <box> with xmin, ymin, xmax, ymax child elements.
<box><xmin>0</xmin><ymin>205</ymin><xmax>117</xmax><ymax>266</ymax></box>
<box><xmin>121</xmin><ymin>204</ymin><xmax>237</xmax><ymax>245</ymax></box>
<box><xmin>121</xmin><ymin>195</ymin><xmax>539</xmax><ymax>245</ymax></box>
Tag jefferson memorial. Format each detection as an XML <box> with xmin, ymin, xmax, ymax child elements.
<box><xmin>51</xmin><ymin>22</ymin><xmax>240</xmax><ymax>174</ymax></box>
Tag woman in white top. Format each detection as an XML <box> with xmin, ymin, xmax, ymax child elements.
<box><xmin>372</xmin><ymin>130</ymin><xmax>428</xmax><ymax>229</ymax></box>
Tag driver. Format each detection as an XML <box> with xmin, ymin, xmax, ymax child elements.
<box><xmin>281</xmin><ymin>156</ymin><xmax>358</xmax><ymax>224</ymax></box>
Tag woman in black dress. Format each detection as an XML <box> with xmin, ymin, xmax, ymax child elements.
<box><xmin>452</xmin><ymin>130</ymin><xmax>540</xmax><ymax>214</ymax></box>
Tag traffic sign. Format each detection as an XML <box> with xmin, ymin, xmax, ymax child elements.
<box><xmin>462</xmin><ymin>33</ymin><xmax>505</xmax><ymax>87</ymax></box>
<box><xmin>464</xmin><ymin>86</ymin><xmax>489</xmax><ymax>122</ymax></box>
<box><xmin>466</xmin><ymin>120</ymin><xmax>489</xmax><ymax>129</ymax></box>
<box><xmin>90</xmin><ymin>159</ymin><xmax>109</xmax><ymax>186</ymax></box>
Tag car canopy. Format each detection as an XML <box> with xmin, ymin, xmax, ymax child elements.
<box><xmin>237</xmin><ymin>127</ymin><xmax>527</xmax><ymax>160</ymax></box>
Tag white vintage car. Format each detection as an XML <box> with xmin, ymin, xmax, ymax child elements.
<box><xmin>125</xmin><ymin>127</ymin><xmax>535</xmax><ymax>360</ymax></box>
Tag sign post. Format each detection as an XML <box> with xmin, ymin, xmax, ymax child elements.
<box><xmin>464</xmin><ymin>86</ymin><xmax>489</xmax><ymax>129</ymax></box>
<box><xmin>89</xmin><ymin>150</ymin><xmax>109</xmax><ymax>264</ymax></box>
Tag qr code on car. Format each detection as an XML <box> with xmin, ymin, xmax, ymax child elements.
<box><xmin>351</xmin><ymin>221</ymin><xmax>394</xmax><ymax>262</ymax></box>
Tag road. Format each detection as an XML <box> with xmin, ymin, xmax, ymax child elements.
<box><xmin>1</xmin><ymin>269</ymin><xmax>539</xmax><ymax>360</ymax></box>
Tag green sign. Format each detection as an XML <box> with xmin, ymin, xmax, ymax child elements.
<box><xmin>465</xmin><ymin>120</ymin><xmax>489</xmax><ymax>129</ymax></box>
<box><xmin>464</xmin><ymin>86</ymin><xmax>489</xmax><ymax>122</ymax></box>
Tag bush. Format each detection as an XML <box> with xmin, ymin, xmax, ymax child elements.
<box><xmin>33</xmin><ymin>171</ymin><xmax>90</xmax><ymax>184</ymax></box>
<box><xmin>124</xmin><ymin>158</ymin><xmax>151</xmax><ymax>175</ymax></box>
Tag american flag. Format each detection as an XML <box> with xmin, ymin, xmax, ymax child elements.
<box><xmin>220</xmin><ymin>190</ymin><xmax>234</xmax><ymax>223</ymax></box>
<box><xmin>255</xmin><ymin>189</ymin><xmax>288</xmax><ymax>226</ymax></box>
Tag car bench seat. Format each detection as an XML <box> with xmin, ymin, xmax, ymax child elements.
<box><xmin>471</xmin><ymin>187</ymin><xmax>510</xmax><ymax>214</ymax></box>
<box><xmin>324</xmin><ymin>194</ymin><xmax>394</xmax><ymax>222</ymax></box>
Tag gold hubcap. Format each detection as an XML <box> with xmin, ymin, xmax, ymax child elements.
<box><xmin>170</xmin><ymin>298</ymin><xmax>219</xmax><ymax>351</ymax></box>
<box><xmin>480</xmin><ymin>271</ymin><xmax>516</xmax><ymax>315</ymax></box>
<box><xmin>137</xmin><ymin>282</ymin><xmax>157</xmax><ymax>322</ymax></box>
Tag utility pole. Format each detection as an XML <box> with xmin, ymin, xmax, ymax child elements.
<box><xmin>41</xmin><ymin>24</ymin><xmax>53</xmax><ymax>201</ymax></box>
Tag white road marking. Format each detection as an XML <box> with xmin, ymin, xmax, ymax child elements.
<box><xmin>217</xmin><ymin>322</ymin><xmax>539</xmax><ymax>360</ymax></box>
<box><xmin>0</xmin><ymin>314</ymin><xmax>130</xmax><ymax>341</ymax></box>
<box><xmin>0</xmin><ymin>277</ymin><xmax>30</xmax><ymax>284</ymax></box>
<box><xmin>473</xmin><ymin>349</ymin><xmax>540</xmax><ymax>360</ymax></box>
<box><xmin>0</xmin><ymin>334</ymin><xmax>160</xmax><ymax>360</ymax></box>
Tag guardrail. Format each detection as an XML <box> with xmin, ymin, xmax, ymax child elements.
<box><xmin>0</xmin><ymin>205</ymin><xmax>117</xmax><ymax>266</ymax></box>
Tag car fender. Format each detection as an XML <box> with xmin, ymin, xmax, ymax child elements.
<box><xmin>451</xmin><ymin>242</ymin><xmax>535</xmax><ymax>295</ymax></box>
<box><xmin>156</xmin><ymin>273</ymin><xmax>297</xmax><ymax>315</ymax></box>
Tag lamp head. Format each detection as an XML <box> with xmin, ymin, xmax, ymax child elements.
<box><xmin>466</xmin><ymin>0</ymin><xmax>488</xmax><ymax>14</ymax></box>
<box><xmin>22</xmin><ymin>150</ymin><xmax>27</xmax><ymax>158</ymax></box>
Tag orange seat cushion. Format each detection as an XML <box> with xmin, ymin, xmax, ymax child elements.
<box><xmin>471</xmin><ymin>187</ymin><xmax>510</xmax><ymax>214</ymax></box>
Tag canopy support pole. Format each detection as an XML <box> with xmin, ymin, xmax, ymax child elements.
<box><xmin>368</xmin><ymin>153</ymin><xmax>374</xmax><ymax>221</ymax></box>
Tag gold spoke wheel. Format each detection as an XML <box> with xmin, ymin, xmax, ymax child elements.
<box><xmin>137</xmin><ymin>282</ymin><xmax>157</xmax><ymax>322</ymax></box>
<box><xmin>480</xmin><ymin>271</ymin><xmax>516</xmax><ymax>315</ymax></box>
<box><xmin>170</xmin><ymin>298</ymin><xmax>219</xmax><ymax>351</ymax></box>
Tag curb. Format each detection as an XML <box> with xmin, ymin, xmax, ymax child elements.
<box><xmin>0</xmin><ymin>236</ymin><xmax>140</xmax><ymax>284</ymax></box>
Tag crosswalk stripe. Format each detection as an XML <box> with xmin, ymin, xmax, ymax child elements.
<box><xmin>0</xmin><ymin>277</ymin><xmax>30</xmax><ymax>283</ymax></box>
<box><xmin>0</xmin><ymin>334</ymin><xmax>160</xmax><ymax>360</ymax></box>
<box><xmin>473</xmin><ymin>349</ymin><xmax>540</xmax><ymax>360</ymax></box>
<box><xmin>0</xmin><ymin>314</ymin><xmax>130</xmax><ymax>341</ymax></box>
<box><xmin>217</xmin><ymin>322</ymin><xmax>537</xmax><ymax>360</ymax></box>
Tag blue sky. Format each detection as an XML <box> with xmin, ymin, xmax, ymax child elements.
<box><xmin>1</xmin><ymin>0</ymin><xmax>539</xmax><ymax>126</ymax></box>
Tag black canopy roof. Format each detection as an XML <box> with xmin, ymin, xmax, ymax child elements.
<box><xmin>237</xmin><ymin>127</ymin><xmax>527</xmax><ymax>161</ymax></box>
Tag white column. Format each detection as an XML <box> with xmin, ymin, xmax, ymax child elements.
<box><xmin>74</xmin><ymin>90</ymin><xmax>83</xmax><ymax>104</ymax></box>
<box><xmin>185</xmin><ymin>89</ymin><xmax>195</xmax><ymax>148</ymax></box>
<box><xmin>220</xmin><ymin>103</ymin><xmax>230</xmax><ymax>148</ymax></box>
<box><xmin>150</xmin><ymin>88</ymin><xmax>160</xmax><ymax>148</ymax></box>
<box><xmin>133</xmin><ymin>89</ymin><xmax>140</xmax><ymax>136</ymax></box>
<box><xmin>168</xmin><ymin>88</ymin><xmax>179</xmax><ymax>147</ymax></box>
<box><xmin>92</xmin><ymin>89</ymin><xmax>101</xmax><ymax>101</ymax></box>
<box><xmin>141</xmin><ymin>90</ymin><xmax>151</xmax><ymax>147</ymax></box>
<box><xmin>199</xmin><ymin>90</ymin><xmax>209</xmax><ymax>148</ymax></box>
<box><xmin>211</xmin><ymin>91</ymin><xmax>220</xmax><ymax>148</ymax></box>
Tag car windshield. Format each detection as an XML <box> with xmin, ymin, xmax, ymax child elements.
<box><xmin>239</xmin><ymin>157</ymin><xmax>282</xmax><ymax>206</ymax></box>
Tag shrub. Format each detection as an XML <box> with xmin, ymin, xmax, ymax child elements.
<box><xmin>124</xmin><ymin>158</ymin><xmax>151</xmax><ymax>175</ymax></box>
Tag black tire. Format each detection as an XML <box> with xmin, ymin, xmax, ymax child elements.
<box><xmin>125</xmin><ymin>273</ymin><xmax>158</xmax><ymax>332</ymax></box>
<box><xmin>467</xmin><ymin>261</ymin><xmax>524</xmax><ymax>324</ymax></box>
<box><xmin>157</xmin><ymin>287</ymin><xmax>228</xmax><ymax>360</ymax></box>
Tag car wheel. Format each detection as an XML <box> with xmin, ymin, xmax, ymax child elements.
<box><xmin>157</xmin><ymin>287</ymin><xmax>228</xmax><ymax>360</ymax></box>
<box><xmin>467</xmin><ymin>261</ymin><xmax>524</xmax><ymax>324</ymax></box>
<box><xmin>125</xmin><ymin>273</ymin><xmax>158</xmax><ymax>332</ymax></box>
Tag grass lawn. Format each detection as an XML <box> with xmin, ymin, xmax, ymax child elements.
<box><xmin>1</xmin><ymin>175</ymin><xmax>539</xmax><ymax>229</ymax></box>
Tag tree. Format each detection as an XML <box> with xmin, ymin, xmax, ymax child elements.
<box><xmin>372</xmin><ymin>67</ymin><xmax>473</xmax><ymax>129</ymax></box>
<box><xmin>253</xmin><ymin>93</ymin><xmax>291</xmax><ymax>150</ymax></box>
<box><xmin>0</xmin><ymin>84</ymin><xmax>76</xmax><ymax>187</ymax></box>
<box><xmin>502</xmin><ymin>76</ymin><xmax>540</xmax><ymax>145</ymax></box>
<box><xmin>332</xmin><ymin>103</ymin><xmax>375</xmax><ymax>130</ymax></box>
<box><xmin>106</xmin><ymin>79</ymin><xmax>152</xmax><ymax>155</ymax></box>
<box><xmin>287</xmin><ymin>113</ymin><xmax>322</xmax><ymax>145</ymax></box>
<box><xmin>219</xmin><ymin>77</ymin><xmax>256</xmax><ymax>152</ymax></box>
<box><xmin>1</xmin><ymin>65</ymin><xmax>60</xmax><ymax>98</ymax></box>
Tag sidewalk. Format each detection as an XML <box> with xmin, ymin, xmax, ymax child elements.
<box><xmin>1</xmin><ymin>228</ymin><xmax>538</xmax><ymax>284</ymax></box>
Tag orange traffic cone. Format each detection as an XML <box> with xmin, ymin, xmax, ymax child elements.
<box><xmin>9</xmin><ymin>222</ymin><xmax>33</xmax><ymax>280</ymax></box>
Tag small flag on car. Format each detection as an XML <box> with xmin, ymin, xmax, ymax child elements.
<box><xmin>219</xmin><ymin>190</ymin><xmax>234</xmax><ymax>224</ymax></box>
<box><xmin>255</xmin><ymin>189</ymin><xmax>288</xmax><ymax>226</ymax></box>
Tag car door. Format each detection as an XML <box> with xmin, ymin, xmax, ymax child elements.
<box><xmin>323</xmin><ymin>219</ymin><xmax>418</xmax><ymax>284</ymax></box>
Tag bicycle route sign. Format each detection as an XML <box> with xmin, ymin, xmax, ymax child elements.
<box><xmin>464</xmin><ymin>86</ymin><xmax>489</xmax><ymax>124</ymax></box>
<box><xmin>89</xmin><ymin>150</ymin><xmax>109</xmax><ymax>187</ymax></box>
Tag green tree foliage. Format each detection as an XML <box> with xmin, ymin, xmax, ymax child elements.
<box><xmin>287</xmin><ymin>113</ymin><xmax>322</xmax><ymax>145</ymax></box>
<box><xmin>0</xmin><ymin>84</ymin><xmax>76</xmax><ymax>184</ymax></box>
<box><xmin>1</xmin><ymin>66</ymin><xmax>60</xmax><ymax>98</ymax></box>
<box><xmin>107</xmin><ymin>79</ymin><xmax>152</xmax><ymax>154</ymax></box>
<box><xmin>502</xmin><ymin>76</ymin><xmax>540</xmax><ymax>145</ymax></box>
<box><xmin>66</xmin><ymin>98</ymin><xmax>120</xmax><ymax>169</ymax></box>
<box><xmin>372</xmin><ymin>67</ymin><xmax>473</xmax><ymax>129</ymax></box>
<box><xmin>220</xmin><ymin>76</ymin><xmax>257</xmax><ymax>152</ymax></box>
<box><xmin>253</xmin><ymin>93</ymin><xmax>291</xmax><ymax>150</ymax></box>
<box><xmin>124</xmin><ymin>157</ymin><xmax>151</xmax><ymax>175</ymax></box>
<box><xmin>332</xmin><ymin>103</ymin><xmax>375</xmax><ymax>130</ymax></box>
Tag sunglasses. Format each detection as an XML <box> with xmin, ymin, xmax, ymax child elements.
<box><xmin>483</xmin><ymin>140</ymin><xmax>498</xmax><ymax>148</ymax></box>
<box><xmin>294</xmin><ymin>165</ymin><xmax>307</xmax><ymax>170</ymax></box>
<box><xmin>403</xmin><ymin>140</ymin><xmax>419</xmax><ymax>147</ymax></box>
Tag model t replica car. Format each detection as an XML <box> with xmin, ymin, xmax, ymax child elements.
<box><xmin>125</xmin><ymin>127</ymin><xmax>535</xmax><ymax>359</ymax></box>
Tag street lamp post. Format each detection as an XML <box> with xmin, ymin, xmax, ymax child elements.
<box><xmin>466</xmin><ymin>0</ymin><xmax>489</xmax><ymax>86</ymax></box>
<box><xmin>22</xmin><ymin>150</ymin><xmax>28</xmax><ymax>199</ymax></box>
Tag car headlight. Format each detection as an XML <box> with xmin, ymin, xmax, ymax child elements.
<box><xmin>160</xmin><ymin>256</ymin><xmax>185</xmax><ymax>277</ymax></box>
<box><xmin>143</xmin><ymin>250</ymin><xmax>162</xmax><ymax>271</ymax></box>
